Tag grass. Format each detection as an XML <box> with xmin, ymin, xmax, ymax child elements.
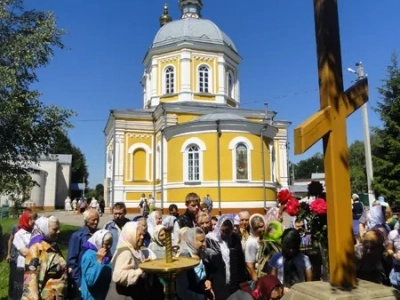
<box><xmin>0</xmin><ymin>218</ymin><xmax>79</xmax><ymax>300</ymax></box>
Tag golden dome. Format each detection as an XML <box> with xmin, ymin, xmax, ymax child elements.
<box><xmin>159</xmin><ymin>3</ymin><xmax>172</xmax><ymax>27</ymax></box>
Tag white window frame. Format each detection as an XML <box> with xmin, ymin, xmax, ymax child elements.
<box><xmin>228</xmin><ymin>137</ymin><xmax>253</xmax><ymax>181</ymax></box>
<box><xmin>198</xmin><ymin>64</ymin><xmax>211</xmax><ymax>93</ymax></box>
<box><xmin>127</xmin><ymin>143</ymin><xmax>152</xmax><ymax>181</ymax></box>
<box><xmin>164</xmin><ymin>65</ymin><xmax>175</xmax><ymax>94</ymax></box>
<box><xmin>181</xmin><ymin>137</ymin><xmax>206</xmax><ymax>183</ymax></box>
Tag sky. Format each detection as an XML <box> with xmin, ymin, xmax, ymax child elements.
<box><xmin>24</xmin><ymin>0</ymin><xmax>400</xmax><ymax>187</ymax></box>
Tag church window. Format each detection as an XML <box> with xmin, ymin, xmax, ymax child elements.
<box><xmin>165</xmin><ymin>66</ymin><xmax>175</xmax><ymax>94</ymax></box>
<box><xmin>228</xmin><ymin>72</ymin><xmax>234</xmax><ymax>98</ymax></box>
<box><xmin>199</xmin><ymin>65</ymin><xmax>209</xmax><ymax>93</ymax></box>
<box><xmin>186</xmin><ymin>145</ymin><xmax>200</xmax><ymax>181</ymax></box>
<box><xmin>235</xmin><ymin>143</ymin><xmax>248</xmax><ymax>180</ymax></box>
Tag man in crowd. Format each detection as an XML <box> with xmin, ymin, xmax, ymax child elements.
<box><xmin>172</xmin><ymin>193</ymin><xmax>200</xmax><ymax>245</ymax></box>
<box><xmin>67</xmin><ymin>209</ymin><xmax>99</xmax><ymax>290</ymax></box>
<box><xmin>168</xmin><ymin>204</ymin><xmax>179</xmax><ymax>218</ymax></box>
<box><xmin>104</xmin><ymin>202</ymin><xmax>130</xmax><ymax>255</ymax></box>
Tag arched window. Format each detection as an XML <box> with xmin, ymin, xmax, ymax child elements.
<box><xmin>199</xmin><ymin>65</ymin><xmax>209</xmax><ymax>93</ymax></box>
<box><xmin>228</xmin><ymin>72</ymin><xmax>234</xmax><ymax>98</ymax></box>
<box><xmin>235</xmin><ymin>143</ymin><xmax>248</xmax><ymax>180</ymax></box>
<box><xmin>186</xmin><ymin>145</ymin><xmax>200</xmax><ymax>181</ymax></box>
<box><xmin>165</xmin><ymin>66</ymin><xmax>175</xmax><ymax>94</ymax></box>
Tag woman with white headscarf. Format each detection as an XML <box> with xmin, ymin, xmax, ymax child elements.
<box><xmin>81</xmin><ymin>229</ymin><xmax>113</xmax><ymax>300</ymax></box>
<box><xmin>177</xmin><ymin>227</ymin><xmax>214</xmax><ymax>300</ymax></box>
<box><xmin>22</xmin><ymin>216</ymin><xmax>67</xmax><ymax>300</ymax></box>
<box><xmin>205</xmin><ymin>214</ymin><xmax>245</xmax><ymax>300</ymax></box>
<box><xmin>146</xmin><ymin>211</ymin><xmax>162</xmax><ymax>239</ymax></box>
<box><xmin>149</xmin><ymin>225</ymin><xmax>166</xmax><ymax>259</ymax></box>
<box><xmin>105</xmin><ymin>221</ymin><xmax>163</xmax><ymax>300</ymax></box>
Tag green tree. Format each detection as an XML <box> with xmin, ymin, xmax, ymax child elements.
<box><xmin>371</xmin><ymin>53</ymin><xmax>400</xmax><ymax>204</ymax></box>
<box><xmin>349</xmin><ymin>140</ymin><xmax>367</xmax><ymax>193</ymax></box>
<box><xmin>0</xmin><ymin>0</ymin><xmax>75</xmax><ymax>193</ymax></box>
<box><xmin>95</xmin><ymin>184</ymin><xmax>104</xmax><ymax>200</ymax></box>
<box><xmin>294</xmin><ymin>153</ymin><xmax>324</xmax><ymax>179</ymax></box>
<box><xmin>49</xmin><ymin>131</ymin><xmax>89</xmax><ymax>198</ymax></box>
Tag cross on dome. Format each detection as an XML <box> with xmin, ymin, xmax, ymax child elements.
<box><xmin>179</xmin><ymin>0</ymin><xmax>203</xmax><ymax>19</ymax></box>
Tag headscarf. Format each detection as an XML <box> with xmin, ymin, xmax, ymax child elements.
<box><xmin>82</xmin><ymin>229</ymin><xmax>112</xmax><ymax>263</ymax></box>
<box><xmin>264</xmin><ymin>207</ymin><xmax>280</xmax><ymax>227</ymax></box>
<box><xmin>29</xmin><ymin>216</ymin><xmax>51</xmax><ymax>247</ymax></box>
<box><xmin>206</xmin><ymin>214</ymin><xmax>234</xmax><ymax>284</ymax></box>
<box><xmin>257</xmin><ymin>275</ymin><xmax>282</xmax><ymax>298</ymax></box>
<box><xmin>147</xmin><ymin>211</ymin><xmax>159</xmax><ymax>237</ymax></box>
<box><xmin>152</xmin><ymin>225</ymin><xmax>165</xmax><ymax>246</ymax></box>
<box><xmin>249</xmin><ymin>213</ymin><xmax>265</xmax><ymax>235</ymax></box>
<box><xmin>234</xmin><ymin>214</ymin><xmax>240</xmax><ymax>226</ymax></box>
<box><xmin>264</xmin><ymin>221</ymin><xmax>284</xmax><ymax>243</ymax></box>
<box><xmin>162</xmin><ymin>215</ymin><xmax>176</xmax><ymax>228</ymax></box>
<box><xmin>113</xmin><ymin>221</ymin><xmax>143</xmax><ymax>261</ymax></box>
<box><xmin>18</xmin><ymin>211</ymin><xmax>34</xmax><ymax>232</ymax></box>
<box><xmin>180</xmin><ymin>227</ymin><xmax>204</xmax><ymax>256</ymax></box>
<box><xmin>369</xmin><ymin>205</ymin><xmax>385</xmax><ymax>228</ymax></box>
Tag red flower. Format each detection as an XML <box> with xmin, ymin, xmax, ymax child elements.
<box><xmin>285</xmin><ymin>198</ymin><xmax>300</xmax><ymax>216</ymax></box>
<box><xmin>310</xmin><ymin>198</ymin><xmax>327</xmax><ymax>215</ymax></box>
<box><xmin>252</xmin><ymin>288</ymin><xmax>261</xmax><ymax>299</ymax></box>
<box><xmin>277</xmin><ymin>189</ymin><xmax>292</xmax><ymax>205</ymax></box>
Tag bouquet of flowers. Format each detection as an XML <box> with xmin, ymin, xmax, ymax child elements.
<box><xmin>277</xmin><ymin>183</ymin><xmax>328</xmax><ymax>248</ymax></box>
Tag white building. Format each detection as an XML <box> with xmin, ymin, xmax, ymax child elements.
<box><xmin>0</xmin><ymin>154</ymin><xmax>72</xmax><ymax>210</ymax></box>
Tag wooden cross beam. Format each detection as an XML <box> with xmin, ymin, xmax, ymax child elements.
<box><xmin>294</xmin><ymin>0</ymin><xmax>369</xmax><ymax>288</ymax></box>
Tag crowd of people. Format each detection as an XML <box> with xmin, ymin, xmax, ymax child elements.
<box><xmin>1</xmin><ymin>191</ymin><xmax>399</xmax><ymax>300</ymax></box>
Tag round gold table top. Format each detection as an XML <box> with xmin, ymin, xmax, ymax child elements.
<box><xmin>139</xmin><ymin>257</ymin><xmax>199</xmax><ymax>273</ymax></box>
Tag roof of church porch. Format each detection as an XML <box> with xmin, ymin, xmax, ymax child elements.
<box><xmin>163</xmin><ymin>112</ymin><xmax>279</xmax><ymax>141</ymax></box>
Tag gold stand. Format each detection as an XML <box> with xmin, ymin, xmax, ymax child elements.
<box><xmin>139</xmin><ymin>228</ymin><xmax>199</xmax><ymax>300</ymax></box>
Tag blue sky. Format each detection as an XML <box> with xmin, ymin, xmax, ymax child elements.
<box><xmin>25</xmin><ymin>0</ymin><xmax>400</xmax><ymax>186</ymax></box>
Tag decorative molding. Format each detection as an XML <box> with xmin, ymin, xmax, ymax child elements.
<box><xmin>127</xmin><ymin>133</ymin><xmax>152</xmax><ymax>139</ymax></box>
<box><xmin>160</xmin><ymin>56</ymin><xmax>179</xmax><ymax>64</ymax></box>
<box><xmin>116</xmin><ymin>134</ymin><xmax>124</xmax><ymax>143</ymax></box>
<box><xmin>193</xmin><ymin>55</ymin><xmax>215</xmax><ymax>62</ymax></box>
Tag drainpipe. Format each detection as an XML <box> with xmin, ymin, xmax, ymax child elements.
<box><xmin>261</xmin><ymin>126</ymin><xmax>267</xmax><ymax>209</ymax></box>
<box><xmin>216</xmin><ymin>120</ymin><xmax>222</xmax><ymax>216</ymax></box>
<box><xmin>111</xmin><ymin>112</ymin><xmax>116</xmax><ymax>208</ymax></box>
<box><xmin>160</xmin><ymin>106</ymin><xmax>167</xmax><ymax>211</ymax></box>
<box><xmin>152</xmin><ymin>113</ymin><xmax>156</xmax><ymax>202</ymax></box>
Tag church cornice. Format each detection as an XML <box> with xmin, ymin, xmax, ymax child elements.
<box><xmin>192</xmin><ymin>55</ymin><xmax>215</xmax><ymax>62</ymax></box>
<box><xmin>159</xmin><ymin>56</ymin><xmax>179</xmax><ymax>64</ymax></box>
<box><xmin>143</xmin><ymin>40</ymin><xmax>241</xmax><ymax>66</ymax></box>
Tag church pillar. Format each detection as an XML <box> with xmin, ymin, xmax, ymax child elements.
<box><xmin>115</xmin><ymin>132</ymin><xmax>124</xmax><ymax>182</ymax></box>
<box><xmin>235</xmin><ymin>68</ymin><xmax>240</xmax><ymax>105</ymax></box>
<box><xmin>216</xmin><ymin>57</ymin><xmax>226</xmax><ymax>104</ymax></box>
<box><xmin>269</xmin><ymin>141</ymin><xmax>276</xmax><ymax>182</ymax></box>
<box><xmin>150</xmin><ymin>59</ymin><xmax>159</xmax><ymax>106</ymax></box>
<box><xmin>278</xmin><ymin>140</ymin><xmax>289</xmax><ymax>188</ymax></box>
<box><xmin>180</xmin><ymin>51</ymin><xmax>191</xmax><ymax>101</ymax></box>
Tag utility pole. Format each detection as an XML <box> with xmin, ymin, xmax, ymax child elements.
<box><xmin>348</xmin><ymin>62</ymin><xmax>375</xmax><ymax>206</ymax></box>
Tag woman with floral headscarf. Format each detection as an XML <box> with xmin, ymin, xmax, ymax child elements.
<box><xmin>105</xmin><ymin>221</ymin><xmax>163</xmax><ymax>300</ymax></box>
<box><xmin>22</xmin><ymin>216</ymin><xmax>67</xmax><ymax>300</ymax></box>
<box><xmin>177</xmin><ymin>227</ymin><xmax>214</xmax><ymax>300</ymax></box>
<box><xmin>81</xmin><ymin>229</ymin><xmax>113</xmax><ymax>300</ymax></box>
<box><xmin>227</xmin><ymin>274</ymin><xmax>283</xmax><ymax>300</ymax></box>
<box><xmin>205</xmin><ymin>214</ymin><xmax>245</xmax><ymax>300</ymax></box>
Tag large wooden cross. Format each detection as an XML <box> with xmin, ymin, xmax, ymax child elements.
<box><xmin>294</xmin><ymin>0</ymin><xmax>369</xmax><ymax>287</ymax></box>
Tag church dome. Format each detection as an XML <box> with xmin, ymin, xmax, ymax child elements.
<box><xmin>194</xmin><ymin>113</ymin><xmax>246</xmax><ymax>122</ymax></box>
<box><xmin>152</xmin><ymin>18</ymin><xmax>237</xmax><ymax>52</ymax></box>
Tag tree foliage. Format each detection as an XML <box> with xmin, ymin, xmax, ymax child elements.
<box><xmin>371</xmin><ymin>53</ymin><xmax>400</xmax><ymax>204</ymax></box>
<box><xmin>0</xmin><ymin>0</ymin><xmax>75</xmax><ymax>193</ymax></box>
<box><xmin>294</xmin><ymin>153</ymin><xmax>324</xmax><ymax>179</ymax></box>
<box><xmin>49</xmin><ymin>131</ymin><xmax>89</xmax><ymax>199</ymax></box>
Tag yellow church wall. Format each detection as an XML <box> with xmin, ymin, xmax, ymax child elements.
<box><xmin>166</xmin><ymin>187</ymin><xmax>276</xmax><ymax>203</ymax></box>
<box><xmin>194</xmin><ymin>94</ymin><xmax>216</xmax><ymax>101</ymax></box>
<box><xmin>158</xmin><ymin>57</ymin><xmax>180</xmax><ymax>95</ymax></box>
<box><xmin>191</xmin><ymin>55</ymin><xmax>217</xmax><ymax>94</ymax></box>
<box><xmin>123</xmin><ymin>134</ymin><xmax>153</xmax><ymax>186</ymax></box>
<box><xmin>175</xmin><ymin>113</ymin><xmax>201</xmax><ymax>124</ymax></box>
<box><xmin>126</xmin><ymin>192</ymin><xmax>143</xmax><ymax>201</ymax></box>
<box><xmin>166</xmin><ymin>132</ymin><xmax>272</xmax><ymax>183</ymax></box>
<box><xmin>160</xmin><ymin>94</ymin><xmax>179</xmax><ymax>102</ymax></box>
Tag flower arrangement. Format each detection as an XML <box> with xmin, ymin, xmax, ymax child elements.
<box><xmin>277</xmin><ymin>185</ymin><xmax>328</xmax><ymax>248</ymax></box>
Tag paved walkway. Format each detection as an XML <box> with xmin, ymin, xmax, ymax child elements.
<box><xmin>50</xmin><ymin>210</ymin><xmax>139</xmax><ymax>228</ymax></box>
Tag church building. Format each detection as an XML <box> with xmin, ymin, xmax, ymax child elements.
<box><xmin>104</xmin><ymin>0</ymin><xmax>290</xmax><ymax>213</ymax></box>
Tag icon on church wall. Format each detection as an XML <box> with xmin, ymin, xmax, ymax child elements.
<box><xmin>236</xmin><ymin>144</ymin><xmax>248</xmax><ymax>180</ymax></box>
